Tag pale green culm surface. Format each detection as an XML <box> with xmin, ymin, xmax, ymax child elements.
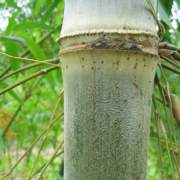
<box><xmin>62</xmin><ymin>51</ymin><xmax>158</xmax><ymax>180</ymax></box>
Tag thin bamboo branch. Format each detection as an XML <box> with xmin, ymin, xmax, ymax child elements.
<box><xmin>30</xmin><ymin>151</ymin><xmax>64</xmax><ymax>179</ymax></box>
<box><xmin>0</xmin><ymin>66</ymin><xmax>11</xmax><ymax>79</ymax></box>
<box><xmin>173</xmin><ymin>52</ymin><xmax>180</xmax><ymax>61</ymax></box>
<box><xmin>161</xmin><ymin>64</ymin><xmax>180</xmax><ymax>75</ymax></box>
<box><xmin>159</xmin><ymin>48</ymin><xmax>180</xmax><ymax>62</ymax></box>
<box><xmin>38</xmin><ymin>140</ymin><xmax>64</xmax><ymax>180</ymax></box>
<box><xmin>0</xmin><ymin>66</ymin><xmax>59</xmax><ymax>96</ymax></box>
<box><xmin>1</xmin><ymin>112</ymin><xmax>64</xmax><ymax>179</ymax></box>
<box><xmin>146</xmin><ymin>0</ymin><xmax>165</xmax><ymax>38</ymax></box>
<box><xmin>151</xmin><ymin>137</ymin><xmax>180</xmax><ymax>149</ymax></box>
<box><xmin>2</xmin><ymin>103</ymin><xmax>23</xmax><ymax>137</ymax></box>
<box><xmin>161</xmin><ymin>56</ymin><xmax>180</xmax><ymax>70</ymax></box>
<box><xmin>1</xmin><ymin>76</ymin><xmax>45</xmax><ymax>137</ymax></box>
<box><xmin>0</xmin><ymin>51</ymin><xmax>60</xmax><ymax>67</ymax></box>
<box><xmin>0</xmin><ymin>58</ymin><xmax>59</xmax><ymax>81</ymax></box>
<box><xmin>155</xmin><ymin>70</ymin><xmax>177</xmax><ymax>161</ymax></box>
<box><xmin>28</xmin><ymin>90</ymin><xmax>64</xmax><ymax>179</ymax></box>
<box><xmin>152</xmin><ymin>96</ymin><xmax>165</xmax><ymax>179</ymax></box>
<box><xmin>159</xmin><ymin>42</ymin><xmax>180</xmax><ymax>54</ymax></box>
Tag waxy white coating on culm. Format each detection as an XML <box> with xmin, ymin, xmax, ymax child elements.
<box><xmin>61</xmin><ymin>0</ymin><xmax>157</xmax><ymax>37</ymax></box>
<box><xmin>60</xmin><ymin>0</ymin><xmax>158</xmax><ymax>180</ymax></box>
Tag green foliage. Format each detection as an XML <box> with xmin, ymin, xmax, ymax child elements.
<box><xmin>159</xmin><ymin>0</ymin><xmax>173</xmax><ymax>16</ymax></box>
<box><xmin>0</xmin><ymin>0</ymin><xmax>64</xmax><ymax>179</ymax></box>
<box><xmin>0</xmin><ymin>0</ymin><xmax>179</xmax><ymax>179</ymax></box>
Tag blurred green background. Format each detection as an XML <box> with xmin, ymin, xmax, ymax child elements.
<box><xmin>0</xmin><ymin>0</ymin><xmax>179</xmax><ymax>179</ymax></box>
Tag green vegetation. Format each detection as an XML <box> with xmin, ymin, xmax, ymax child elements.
<box><xmin>0</xmin><ymin>0</ymin><xmax>179</xmax><ymax>179</ymax></box>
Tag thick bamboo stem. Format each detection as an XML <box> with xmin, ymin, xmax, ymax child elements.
<box><xmin>60</xmin><ymin>1</ymin><xmax>158</xmax><ymax>179</ymax></box>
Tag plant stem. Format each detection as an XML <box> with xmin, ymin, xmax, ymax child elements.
<box><xmin>0</xmin><ymin>66</ymin><xmax>59</xmax><ymax>96</ymax></box>
<box><xmin>2</xmin><ymin>103</ymin><xmax>23</xmax><ymax>137</ymax></box>
<box><xmin>28</xmin><ymin>91</ymin><xmax>64</xmax><ymax>179</ymax></box>
<box><xmin>159</xmin><ymin>42</ymin><xmax>180</xmax><ymax>54</ymax></box>
<box><xmin>0</xmin><ymin>58</ymin><xmax>59</xmax><ymax>81</ymax></box>
<box><xmin>161</xmin><ymin>64</ymin><xmax>180</xmax><ymax>75</ymax></box>
<box><xmin>1</xmin><ymin>113</ymin><xmax>63</xmax><ymax>179</ymax></box>
<box><xmin>161</xmin><ymin>56</ymin><xmax>180</xmax><ymax>70</ymax></box>
<box><xmin>0</xmin><ymin>51</ymin><xmax>60</xmax><ymax>67</ymax></box>
<box><xmin>38</xmin><ymin>141</ymin><xmax>64</xmax><ymax>180</ymax></box>
<box><xmin>0</xmin><ymin>66</ymin><xmax>11</xmax><ymax>79</ymax></box>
